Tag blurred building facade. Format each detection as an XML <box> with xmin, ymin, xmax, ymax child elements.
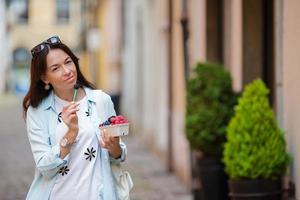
<box><xmin>6</xmin><ymin>0</ymin><xmax>83</xmax><ymax>94</ymax></box>
<box><xmin>83</xmin><ymin>0</ymin><xmax>123</xmax><ymax>112</ymax></box>
<box><xmin>0</xmin><ymin>0</ymin><xmax>8</xmax><ymax>93</ymax></box>
<box><xmin>3</xmin><ymin>0</ymin><xmax>300</xmax><ymax>198</ymax></box>
<box><xmin>121</xmin><ymin>0</ymin><xmax>191</xmax><ymax>186</ymax></box>
<box><xmin>119</xmin><ymin>0</ymin><xmax>300</xmax><ymax>198</ymax></box>
<box><xmin>4</xmin><ymin>0</ymin><xmax>123</xmax><ymax>101</ymax></box>
<box><xmin>6</xmin><ymin>0</ymin><xmax>125</xmax><ymax>96</ymax></box>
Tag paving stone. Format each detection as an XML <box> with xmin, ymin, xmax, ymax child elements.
<box><xmin>122</xmin><ymin>136</ymin><xmax>192</xmax><ymax>200</ymax></box>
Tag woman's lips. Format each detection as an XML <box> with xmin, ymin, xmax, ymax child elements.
<box><xmin>65</xmin><ymin>75</ymin><xmax>75</xmax><ymax>82</ymax></box>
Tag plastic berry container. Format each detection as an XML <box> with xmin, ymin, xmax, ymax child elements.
<box><xmin>99</xmin><ymin>123</ymin><xmax>130</xmax><ymax>137</ymax></box>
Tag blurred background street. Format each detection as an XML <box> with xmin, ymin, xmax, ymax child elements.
<box><xmin>1</xmin><ymin>0</ymin><xmax>300</xmax><ymax>199</ymax></box>
<box><xmin>0</xmin><ymin>95</ymin><xmax>32</xmax><ymax>200</ymax></box>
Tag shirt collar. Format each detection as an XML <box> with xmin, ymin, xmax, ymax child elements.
<box><xmin>42</xmin><ymin>86</ymin><xmax>96</xmax><ymax>110</ymax></box>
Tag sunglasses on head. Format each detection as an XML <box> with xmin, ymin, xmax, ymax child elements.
<box><xmin>31</xmin><ymin>36</ymin><xmax>61</xmax><ymax>57</ymax></box>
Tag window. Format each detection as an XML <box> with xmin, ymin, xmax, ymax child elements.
<box><xmin>56</xmin><ymin>0</ymin><xmax>69</xmax><ymax>24</ymax></box>
<box><xmin>6</xmin><ymin>0</ymin><xmax>29</xmax><ymax>24</ymax></box>
<box><xmin>13</xmin><ymin>48</ymin><xmax>30</xmax><ymax>69</ymax></box>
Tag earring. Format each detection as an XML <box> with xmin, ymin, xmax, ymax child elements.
<box><xmin>44</xmin><ymin>84</ymin><xmax>50</xmax><ymax>90</ymax></box>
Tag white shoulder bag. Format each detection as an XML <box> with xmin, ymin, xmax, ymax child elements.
<box><xmin>95</xmin><ymin>90</ymin><xmax>133</xmax><ymax>200</ymax></box>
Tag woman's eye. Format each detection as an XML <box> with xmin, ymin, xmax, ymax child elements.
<box><xmin>52</xmin><ymin>67</ymin><xmax>58</xmax><ymax>71</ymax></box>
<box><xmin>66</xmin><ymin>60</ymin><xmax>72</xmax><ymax>64</ymax></box>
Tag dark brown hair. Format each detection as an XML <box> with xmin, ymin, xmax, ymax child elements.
<box><xmin>22</xmin><ymin>42</ymin><xmax>95</xmax><ymax>117</ymax></box>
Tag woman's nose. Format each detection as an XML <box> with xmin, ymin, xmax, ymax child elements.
<box><xmin>62</xmin><ymin>65</ymin><xmax>71</xmax><ymax>75</ymax></box>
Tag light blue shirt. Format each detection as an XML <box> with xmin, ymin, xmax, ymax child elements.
<box><xmin>25</xmin><ymin>87</ymin><xmax>126</xmax><ymax>200</ymax></box>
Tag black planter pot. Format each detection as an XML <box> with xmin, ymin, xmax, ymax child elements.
<box><xmin>196</xmin><ymin>157</ymin><xmax>229</xmax><ymax>200</ymax></box>
<box><xmin>228</xmin><ymin>179</ymin><xmax>282</xmax><ymax>200</ymax></box>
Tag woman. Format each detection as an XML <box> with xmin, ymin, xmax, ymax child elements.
<box><xmin>23</xmin><ymin>36</ymin><xmax>126</xmax><ymax>200</ymax></box>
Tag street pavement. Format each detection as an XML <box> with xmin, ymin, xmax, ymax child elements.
<box><xmin>0</xmin><ymin>96</ymin><xmax>33</xmax><ymax>200</ymax></box>
<box><xmin>0</xmin><ymin>94</ymin><xmax>192</xmax><ymax>200</ymax></box>
<box><xmin>123</xmin><ymin>136</ymin><xmax>192</xmax><ymax>200</ymax></box>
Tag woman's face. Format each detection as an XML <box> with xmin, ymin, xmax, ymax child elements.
<box><xmin>43</xmin><ymin>48</ymin><xmax>77</xmax><ymax>91</ymax></box>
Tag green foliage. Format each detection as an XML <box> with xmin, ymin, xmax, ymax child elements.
<box><xmin>185</xmin><ymin>62</ymin><xmax>237</xmax><ymax>157</ymax></box>
<box><xmin>223</xmin><ymin>79</ymin><xmax>290</xmax><ymax>180</ymax></box>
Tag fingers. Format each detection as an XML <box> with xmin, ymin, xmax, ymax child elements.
<box><xmin>101</xmin><ymin>129</ymin><xmax>120</xmax><ymax>149</ymax></box>
<box><xmin>69</xmin><ymin>113</ymin><xmax>78</xmax><ymax>121</ymax></box>
<box><xmin>63</xmin><ymin>102</ymin><xmax>80</xmax><ymax>114</ymax></box>
<box><xmin>102</xmin><ymin>129</ymin><xmax>119</xmax><ymax>142</ymax></box>
<box><xmin>61</xmin><ymin>102</ymin><xmax>80</xmax><ymax>127</ymax></box>
<box><xmin>62</xmin><ymin>102</ymin><xmax>79</xmax><ymax>117</ymax></box>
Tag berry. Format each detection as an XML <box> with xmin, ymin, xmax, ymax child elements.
<box><xmin>99</xmin><ymin>115</ymin><xmax>129</xmax><ymax>127</ymax></box>
<box><xmin>108</xmin><ymin>116</ymin><xmax>116</xmax><ymax>123</ymax></box>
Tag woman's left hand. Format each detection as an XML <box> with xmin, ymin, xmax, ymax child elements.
<box><xmin>100</xmin><ymin>129</ymin><xmax>122</xmax><ymax>158</ymax></box>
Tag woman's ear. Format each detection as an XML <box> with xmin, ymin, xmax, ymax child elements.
<box><xmin>40</xmin><ymin>75</ymin><xmax>49</xmax><ymax>85</ymax></box>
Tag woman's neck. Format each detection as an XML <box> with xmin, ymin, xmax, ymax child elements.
<box><xmin>54</xmin><ymin>88</ymin><xmax>73</xmax><ymax>102</ymax></box>
<box><xmin>54</xmin><ymin>87</ymin><xmax>85</xmax><ymax>102</ymax></box>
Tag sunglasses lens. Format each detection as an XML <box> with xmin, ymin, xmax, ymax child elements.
<box><xmin>38</xmin><ymin>44</ymin><xmax>46</xmax><ymax>51</ymax></box>
<box><xmin>31</xmin><ymin>44</ymin><xmax>46</xmax><ymax>56</ymax></box>
<box><xmin>47</xmin><ymin>36</ymin><xmax>61</xmax><ymax>44</ymax></box>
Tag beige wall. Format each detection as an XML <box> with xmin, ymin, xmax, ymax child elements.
<box><xmin>188</xmin><ymin>0</ymin><xmax>206</xmax><ymax>66</ymax></box>
<box><xmin>223</xmin><ymin>0</ymin><xmax>242</xmax><ymax>92</ymax></box>
<box><xmin>282</xmin><ymin>0</ymin><xmax>300</xmax><ymax>198</ymax></box>
<box><xmin>99</xmin><ymin>0</ymin><xmax>122</xmax><ymax>93</ymax></box>
<box><xmin>170</xmin><ymin>0</ymin><xmax>191</xmax><ymax>185</ymax></box>
<box><xmin>141</xmin><ymin>0</ymin><xmax>170</xmax><ymax>158</ymax></box>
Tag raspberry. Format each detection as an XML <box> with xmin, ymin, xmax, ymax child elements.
<box><xmin>99</xmin><ymin>115</ymin><xmax>129</xmax><ymax>127</ymax></box>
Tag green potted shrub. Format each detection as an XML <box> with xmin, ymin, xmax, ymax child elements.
<box><xmin>185</xmin><ymin>62</ymin><xmax>237</xmax><ymax>200</ymax></box>
<box><xmin>223</xmin><ymin>79</ymin><xmax>291</xmax><ymax>200</ymax></box>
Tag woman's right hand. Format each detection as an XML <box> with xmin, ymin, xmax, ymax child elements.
<box><xmin>59</xmin><ymin>102</ymin><xmax>80</xmax><ymax>157</ymax></box>
<box><xmin>61</xmin><ymin>101</ymin><xmax>80</xmax><ymax>133</ymax></box>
